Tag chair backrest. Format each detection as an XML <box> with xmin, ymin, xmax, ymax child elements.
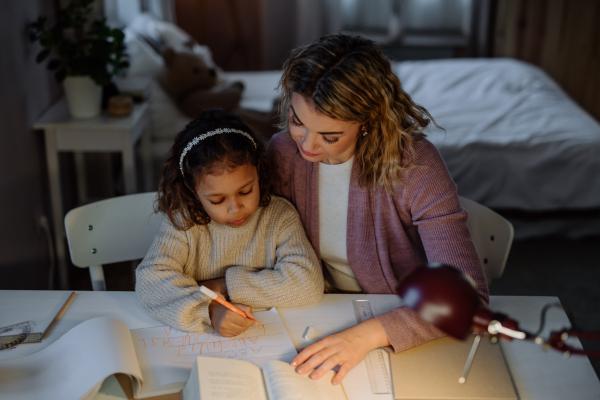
<box><xmin>64</xmin><ymin>192</ymin><xmax>163</xmax><ymax>290</ymax></box>
<box><xmin>459</xmin><ymin>196</ymin><xmax>514</xmax><ymax>285</ymax></box>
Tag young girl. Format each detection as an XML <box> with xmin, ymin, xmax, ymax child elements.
<box><xmin>136</xmin><ymin>109</ymin><xmax>323</xmax><ymax>337</ymax></box>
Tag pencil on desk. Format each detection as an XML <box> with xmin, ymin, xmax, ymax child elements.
<box><xmin>199</xmin><ymin>286</ymin><xmax>259</xmax><ymax>325</ymax></box>
<box><xmin>41</xmin><ymin>291</ymin><xmax>77</xmax><ymax>340</ymax></box>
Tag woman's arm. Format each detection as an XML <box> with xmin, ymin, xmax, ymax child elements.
<box><xmin>371</xmin><ymin>140</ymin><xmax>488</xmax><ymax>353</ymax></box>
<box><xmin>225</xmin><ymin>201</ymin><xmax>324</xmax><ymax>308</ymax></box>
<box><xmin>405</xmin><ymin>140</ymin><xmax>488</xmax><ymax>307</ymax></box>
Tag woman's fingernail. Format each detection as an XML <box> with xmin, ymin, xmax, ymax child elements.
<box><xmin>290</xmin><ymin>361</ymin><xmax>297</xmax><ymax>366</ymax></box>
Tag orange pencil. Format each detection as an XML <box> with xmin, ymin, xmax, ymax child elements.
<box><xmin>199</xmin><ymin>286</ymin><xmax>259</xmax><ymax>325</ymax></box>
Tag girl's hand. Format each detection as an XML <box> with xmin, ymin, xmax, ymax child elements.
<box><xmin>209</xmin><ymin>301</ymin><xmax>256</xmax><ymax>337</ymax></box>
<box><xmin>198</xmin><ymin>278</ymin><xmax>228</xmax><ymax>299</ymax></box>
<box><xmin>290</xmin><ymin>318</ymin><xmax>390</xmax><ymax>385</ymax></box>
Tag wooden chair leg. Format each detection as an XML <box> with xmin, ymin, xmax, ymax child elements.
<box><xmin>89</xmin><ymin>265</ymin><xmax>107</xmax><ymax>291</ymax></box>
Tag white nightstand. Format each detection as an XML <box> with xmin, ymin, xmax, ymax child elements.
<box><xmin>34</xmin><ymin>98</ymin><xmax>151</xmax><ymax>289</ymax></box>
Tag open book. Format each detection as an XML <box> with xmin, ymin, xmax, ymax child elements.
<box><xmin>183</xmin><ymin>356</ymin><xmax>349</xmax><ymax>400</ymax></box>
<box><xmin>0</xmin><ymin>309</ymin><xmax>297</xmax><ymax>400</ymax></box>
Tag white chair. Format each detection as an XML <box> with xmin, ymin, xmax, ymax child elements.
<box><xmin>459</xmin><ymin>196</ymin><xmax>514</xmax><ymax>285</ymax></box>
<box><xmin>64</xmin><ymin>192</ymin><xmax>163</xmax><ymax>291</ymax></box>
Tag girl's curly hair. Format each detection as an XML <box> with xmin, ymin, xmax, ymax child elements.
<box><xmin>157</xmin><ymin>109</ymin><xmax>276</xmax><ymax>230</ymax></box>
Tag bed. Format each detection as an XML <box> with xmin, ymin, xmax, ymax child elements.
<box><xmin>229</xmin><ymin>60</ymin><xmax>600</xmax><ymax>213</ymax></box>
<box><xmin>114</xmin><ymin>11</ymin><xmax>600</xmax><ymax>238</ymax></box>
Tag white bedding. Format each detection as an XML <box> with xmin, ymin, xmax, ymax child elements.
<box><xmin>394</xmin><ymin>59</ymin><xmax>600</xmax><ymax>211</ymax></box>
<box><xmin>225</xmin><ymin>59</ymin><xmax>600</xmax><ymax>212</ymax></box>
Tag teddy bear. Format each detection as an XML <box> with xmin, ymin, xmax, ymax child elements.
<box><xmin>159</xmin><ymin>47</ymin><xmax>243</xmax><ymax>117</ymax></box>
<box><xmin>158</xmin><ymin>47</ymin><xmax>277</xmax><ymax>138</ymax></box>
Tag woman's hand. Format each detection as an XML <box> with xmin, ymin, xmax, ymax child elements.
<box><xmin>208</xmin><ymin>301</ymin><xmax>256</xmax><ymax>337</ymax></box>
<box><xmin>198</xmin><ymin>278</ymin><xmax>228</xmax><ymax>299</ymax></box>
<box><xmin>290</xmin><ymin>318</ymin><xmax>390</xmax><ymax>385</ymax></box>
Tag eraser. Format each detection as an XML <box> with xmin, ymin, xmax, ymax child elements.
<box><xmin>302</xmin><ymin>326</ymin><xmax>315</xmax><ymax>340</ymax></box>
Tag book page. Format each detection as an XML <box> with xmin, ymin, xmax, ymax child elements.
<box><xmin>263</xmin><ymin>360</ymin><xmax>347</xmax><ymax>400</ymax></box>
<box><xmin>194</xmin><ymin>357</ymin><xmax>268</xmax><ymax>400</ymax></box>
<box><xmin>0</xmin><ymin>317</ymin><xmax>142</xmax><ymax>400</ymax></box>
<box><xmin>131</xmin><ymin>308</ymin><xmax>297</xmax><ymax>397</ymax></box>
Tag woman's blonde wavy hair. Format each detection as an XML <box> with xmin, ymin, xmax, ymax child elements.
<box><xmin>277</xmin><ymin>33</ymin><xmax>439</xmax><ymax>192</ymax></box>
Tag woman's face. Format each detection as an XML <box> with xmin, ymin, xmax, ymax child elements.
<box><xmin>195</xmin><ymin>163</ymin><xmax>260</xmax><ymax>228</ymax></box>
<box><xmin>289</xmin><ymin>92</ymin><xmax>362</xmax><ymax>165</ymax></box>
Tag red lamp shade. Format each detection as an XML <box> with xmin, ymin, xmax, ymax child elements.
<box><xmin>396</xmin><ymin>263</ymin><xmax>482</xmax><ymax>340</ymax></box>
<box><xmin>397</xmin><ymin>263</ymin><xmax>600</xmax><ymax>358</ymax></box>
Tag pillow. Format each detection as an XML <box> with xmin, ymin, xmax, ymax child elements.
<box><xmin>154</xmin><ymin>20</ymin><xmax>217</xmax><ymax>70</ymax></box>
<box><xmin>154</xmin><ymin>20</ymin><xmax>193</xmax><ymax>49</ymax></box>
<box><xmin>126</xmin><ymin>13</ymin><xmax>163</xmax><ymax>46</ymax></box>
<box><xmin>124</xmin><ymin>14</ymin><xmax>217</xmax><ymax>72</ymax></box>
<box><xmin>122</xmin><ymin>30</ymin><xmax>163</xmax><ymax>79</ymax></box>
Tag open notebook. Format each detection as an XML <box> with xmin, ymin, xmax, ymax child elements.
<box><xmin>0</xmin><ymin>309</ymin><xmax>297</xmax><ymax>400</ymax></box>
<box><xmin>183</xmin><ymin>356</ymin><xmax>349</xmax><ymax>400</ymax></box>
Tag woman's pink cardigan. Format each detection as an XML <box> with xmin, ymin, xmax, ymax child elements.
<box><xmin>270</xmin><ymin>132</ymin><xmax>489</xmax><ymax>353</ymax></box>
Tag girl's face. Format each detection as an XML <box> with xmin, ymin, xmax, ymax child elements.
<box><xmin>195</xmin><ymin>163</ymin><xmax>260</xmax><ymax>228</ymax></box>
<box><xmin>289</xmin><ymin>92</ymin><xmax>362</xmax><ymax>165</ymax></box>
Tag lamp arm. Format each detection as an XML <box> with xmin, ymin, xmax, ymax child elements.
<box><xmin>472</xmin><ymin>308</ymin><xmax>533</xmax><ymax>341</ymax></box>
<box><xmin>547</xmin><ymin>330</ymin><xmax>600</xmax><ymax>358</ymax></box>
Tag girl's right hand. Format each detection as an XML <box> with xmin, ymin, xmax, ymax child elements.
<box><xmin>208</xmin><ymin>301</ymin><xmax>256</xmax><ymax>337</ymax></box>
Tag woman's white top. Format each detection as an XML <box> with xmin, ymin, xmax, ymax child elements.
<box><xmin>318</xmin><ymin>157</ymin><xmax>362</xmax><ymax>292</ymax></box>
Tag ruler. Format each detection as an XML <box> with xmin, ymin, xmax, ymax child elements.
<box><xmin>0</xmin><ymin>332</ymin><xmax>42</xmax><ymax>346</ymax></box>
<box><xmin>0</xmin><ymin>321</ymin><xmax>36</xmax><ymax>349</ymax></box>
<box><xmin>352</xmin><ymin>299</ymin><xmax>393</xmax><ymax>394</ymax></box>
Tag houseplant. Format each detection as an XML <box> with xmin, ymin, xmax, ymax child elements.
<box><xmin>30</xmin><ymin>0</ymin><xmax>129</xmax><ymax>119</ymax></box>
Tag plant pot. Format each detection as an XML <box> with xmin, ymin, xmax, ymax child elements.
<box><xmin>63</xmin><ymin>76</ymin><xmax>102</xmax><ymax>119</ymax></box>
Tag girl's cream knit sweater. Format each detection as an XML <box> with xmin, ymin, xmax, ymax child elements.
<box><xmin>136</xmin><ymin>196</ymin><xmax>323</xmax><ymax>332</ymax></box>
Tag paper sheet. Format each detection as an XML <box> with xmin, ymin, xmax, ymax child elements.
<box><xmin>130</xmin><ymin>308</ymin><xmax>298</xmax><ymax>396</ymax></box>
<box><xmin>0</xmin><ymin>317</ymin><xmax>142</xmax><ymax>400</ymax></box>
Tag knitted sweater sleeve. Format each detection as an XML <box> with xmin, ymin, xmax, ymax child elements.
<box><xmin>374</xmin><ymin>140</ymin><xmax>489</xmax><ymax>353</ymax></box>
<box><xmin>135</xmin><ymin>217</ymin><xmax>212</xmax><ymax>333</ymax></box>
<box><xmin>225</xmin><ymin>200</ymin><xmax>324</xmax><ymax>309</ymax></box>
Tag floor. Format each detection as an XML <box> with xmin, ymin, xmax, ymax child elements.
<box><xmin>68</xmin><ymin>234</ymin><xmax>600</xmax><ymax>380</ymax></box>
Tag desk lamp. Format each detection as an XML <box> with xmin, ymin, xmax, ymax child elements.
<box><xmin>396</xmin><ymin>263</ymin><xmax>600</xmax><ymax>381</ymax></box>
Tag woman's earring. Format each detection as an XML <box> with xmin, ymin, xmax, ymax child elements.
<box><xmin>362</xmin><ymin>128</ymin><xmax>368</xmax><ymax>137</ymax></box>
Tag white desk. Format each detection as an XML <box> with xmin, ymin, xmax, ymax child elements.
<box><xmin>33</xmin><ymin>101</ymin><xmax>151</xmax><ymax>290</ymax></box>
<box><xmin>0</xmin><ymin>292</ymin><xmax>599</xmax><ymax>400</ymax></box>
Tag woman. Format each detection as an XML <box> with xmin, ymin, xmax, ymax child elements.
<box><xmin>269</xmin><ymin>33</ymin><xmax>489</xmax><ymax>385</ymax></box>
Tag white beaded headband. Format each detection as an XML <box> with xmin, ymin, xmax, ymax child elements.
<box><xmin>179</xmin><ymin>128</ymin><xmax>257</xmax><ymax>176</ymax></box>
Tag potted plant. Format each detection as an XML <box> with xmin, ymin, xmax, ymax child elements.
<box><xmin>29</xmin><ymin>0</ymin><xmax>129</xmax><ymax>119</ymax></box>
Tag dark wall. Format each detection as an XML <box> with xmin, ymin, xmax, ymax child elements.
<box><xmin>494</xmin><ymin>0</ymin><xmax>600</xmax><ymax>122</ymax></box>
<box><xmin>174</xmin><ymin>0</ymin><xmax>263</xmax><ymax>71</ymax></box>
<box><xmin>0</xmin><ymin>0</ymin><xmax>62</xmax><ymax>289</ymax></box>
